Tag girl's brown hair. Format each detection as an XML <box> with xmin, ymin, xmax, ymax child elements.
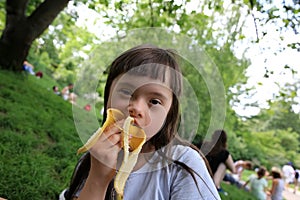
<box><xmin>257</xmin><ymin>167</ymin><xmax>266</xmax><ymax>178</ymax></box>
<box><xmin>203</xmin><ymin>129</ymin><xmax>228</xmax><ymax>156</ymax></box>
<box><xmin>103</xmin><ymin>44</ymin><xmax>182</xmax><ymax>151</ymax></box>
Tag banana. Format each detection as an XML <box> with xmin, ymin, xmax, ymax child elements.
<box><xmin>77</xmin><ymin>108</ymin><xmax>124</xmax><ymax>154</ymax></box>
<box><xmin>77</xmin><ymin>108</ymin><xmax>146</xmax><ymax>199</ymax></box>
<box><xmin>114</xmin><ymin>116</ymin><xmax>146</xmax><ymax>199</ymax></box>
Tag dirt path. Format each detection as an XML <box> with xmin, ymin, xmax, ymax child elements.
<box><xmin>283</xmin><ymin>188</ymin><xmax>300</xmax><ymax>200</ymax></box>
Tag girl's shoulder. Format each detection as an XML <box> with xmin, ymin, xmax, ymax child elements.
<box><xmin>169</xmin><ymin>144</ymin><xmax>202</xmax><ymax>161</ymax></box>
<box><xmin>169</xmin><ymin>145</ymin><xmax>207</xmax><ymax>170</ymax></box>
<box><xmin>140</xmin><ymin>145</ymin><xmax>205</xmax><ymax>173</ymax></box>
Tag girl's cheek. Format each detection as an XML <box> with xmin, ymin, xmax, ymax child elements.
<box><xmin>144</xmin><ymin>114</ymin><xmax>166</xmax><ymax>139</ymax></box>
<box><xmin>109</xmin><ymin>95</ymin><xmax>130</xmax><ymax>111</ymax></box>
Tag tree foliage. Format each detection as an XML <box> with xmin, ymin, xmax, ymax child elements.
<box><xmin>241</xmin><ymin>129</ymin><xmax>300</xmax><ymax>168</ymax></box>
<box><xmin>94</xmin><ymin>0</ymin><xmax>251</xmax><ymax>143</ymax></box>
<box><xmin>239</xmin><ymin>99</ymin><xmax>300</xmax><ymax>167</ymax></box>
<box><xmin>251</xmin><ymin>0</ymin><xmax>299</xmax><ymax>41</ymax></box>
<box><xmin>0</xmin><ymin>0</ymin><xmax>299</xmax><ymax>169</ymax></box>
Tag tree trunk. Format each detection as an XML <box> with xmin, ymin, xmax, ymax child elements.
<box><xmin>0</xmin><ymin>0</ymin><xmax>70</xmax><ymax>71</ymax></box>
<box><xmin>0</xmin><ymin>19</ymin><xmax>32</xmax><ymax>71</ymax></box>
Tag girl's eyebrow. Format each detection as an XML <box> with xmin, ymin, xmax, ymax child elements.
<box><xmin>115</xmin><ymin>82</ymin><xmax>135</xmax><ymax>88</ymax></box>
<box><xmin>116</xmin><ymin>81</ymin><xmax>171</xmax><ymax>100</ymax></box>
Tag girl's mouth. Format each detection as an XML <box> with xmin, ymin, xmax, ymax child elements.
<box><xmin>132</xmin><ymin>118</ymin><xmax>141</xmax><ymax>128</ymax></box>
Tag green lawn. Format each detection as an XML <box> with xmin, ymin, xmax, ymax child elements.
<box><xmin>220</xmin><ymin>183</ymin><xmax>256</xmax><ymax>200</ymax></box>
<box><xmin>0</xmin><ymin>70</ymin><xmax>83</xmax><ymax>199</ymax></box>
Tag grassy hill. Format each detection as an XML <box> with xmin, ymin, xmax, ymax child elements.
<box><xmin>0</xmin><ymin>70</ymin><xmax>83</xmax><ymax>199</ymax></box>
<box><xmin>0</xmin><ymin>70</ymin><xmax>257</xmax><ymax>200</ymax></box>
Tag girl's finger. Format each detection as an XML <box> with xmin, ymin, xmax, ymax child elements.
<box><xmin>107</xmin><ymin>132</ymin><xmax>122</xmax><ymax>146</ymax></box>
<box><xmin>101</xmin><ymin>123</ymin><xmax>122</xmax><ymax>141</ymax></box>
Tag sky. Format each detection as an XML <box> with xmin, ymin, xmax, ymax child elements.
<box><xmin>231</xmin><ymin>2</ymin><xmax>300</xmax><ymax>117</ymax></box>
<box><xmin>71</xmin><ymin>1</ymin><xmax>300</xmax><ymax>118</ymax></box>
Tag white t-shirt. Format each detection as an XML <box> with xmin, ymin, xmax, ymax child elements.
<box><xmin>282</xmin><ymin>164</ymin><xmax>295</xmax><ymax>183</ymax></box>
<box><xmin>74</xmin><ymin>145</ymin><xmax>221</xmax><ymax>200</ymax></box>
<box><xmin>120</xmin><ymin>145</ymin><xmax>220</xmax><ymax>200</ymax></box>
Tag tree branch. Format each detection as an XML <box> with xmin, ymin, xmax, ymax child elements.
<box><xmin>28</xmin><ymin>0</ymin><xmax>70</xmax><ymax>39</ymax></box>
<box><xmin>6</xmin><ymin>0</ymin><xmax>28</xmax><ymax>24</ymax></box>
<box><xmin>149</xmin><ymin>0</ymin><xmax>154</xmax><ymax>27</ymax></box>
<box><xmin>251</xmin><ymin>12</ymin><xmax>259</xmax><ymax>42</ymax></box>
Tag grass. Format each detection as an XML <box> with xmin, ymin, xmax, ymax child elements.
<box><xmin>0</xmin><ymin>70</ymin><xmax>83</xmax><ymax>199</ymax></box>
<box><xmin>219</xmin><ymin>183</ymin><xmax>256</xmax><ymax>200</ymax></box>
<box><xmin>0</xmin><ymin>70</ymin><xmax>260</xmax><ymax>199</ymax></box>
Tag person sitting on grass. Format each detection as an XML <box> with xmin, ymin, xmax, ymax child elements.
<box><xmin>61</xmin><ymin>83</ymin><xmax>77</xmax><ymax>104</ymax></box>
<box><xmin>22</xmin><ymin>60</ymin><xmax>35</xmax><ymax>75</ymax></box>
<box><xmin>234</xmin><ymin>160</ymin><xmax>253</xmax><ymax>180</ymax></box>
<box><xmin>35</xmin><ymin>71</ymin><xmax>43</xmax><ymax>78</ymax></box>
<box><xmin>203</xmin><ymin>129</ymin><xmax>236</xmax><ymax>195</ymax></box>
<box><xmin>223</xmin><ymin>160</ymin><xmax>253</xmax><ymax>188</ymax></box>
<box><xmin>52</xmin><ymin>86</ymin><xmax>61</xmax><ymax>96</ymax></box>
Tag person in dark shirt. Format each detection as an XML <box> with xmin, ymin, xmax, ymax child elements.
<box><xmin>203</xmin><ymin>130</ymin><xmax>236</xmax><ymax>193</ymax></box>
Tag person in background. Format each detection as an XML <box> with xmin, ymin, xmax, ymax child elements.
<box><xmin>61</xmin><ymin>83</ymin><xmax>77</xmax><ymax>104</ymax></box>
<box><xmin>294</xmin><ymin>168</ymin><xmax>299</xmax><ymax>194</ymax></box>
<box><xmin>234</xmin><ymin>160</ymin><xmax>253</xmax><ymax>181</ymax></box>
<box><xmin>68</xmin><ymin>92</ymin><xmax>77</xmax><ymax>104</ymax></box>
<box><xmin>268</xmin><ymin>167</ymin><xmax>284</xmax><ymax>200</ymax></box>
<box><xmin>243</xmin><ymin>167</ymin><xmax>268</xmax><ymax>200</ymax></box>
<box><xmin>23</xmin><ymin>60</ymin><xmax>35</xmax><ymax>75</ymax></box>
<box><xmin>204</xmin><ymin>129</ymin><xmax>236</xmax><ymax>195</ymax></box>
<box><xmin>282</xmin><ymin>162</ymin><xmax>295</xmax><ymax>189</ymax></box>
<box><xmin>35</xmin><ymin>71</ymin><xmax>43</xmax><ymax>78</ymax></box>
<box><xmin>52</xmin><ymin>86</ymin><xmax>61</xmax><ymax>96</ymax></box>
<box><xmin>61</xmin><ymin>83</ymin><xmax>74</xmax><ymax>101</ymax></box>
<box><xmin>223</xmin><ymin>160</ymin><xmax>253</xmax><ymax>188</ymax></box>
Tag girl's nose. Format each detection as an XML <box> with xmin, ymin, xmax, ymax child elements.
<box><xmin>128</xmin><ymin>97</ymin><xmax>150</xmax><ymax>126</ymax></box>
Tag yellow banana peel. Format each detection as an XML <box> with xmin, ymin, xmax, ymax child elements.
<box><xmin>77</xmin><ymin>108</ymin><xmax>124</xmax><ymax>154</ymax></box>
<box><xmin>77</xmin><ymin>108</ymin><xmax>146</xmax><ymax>199</ymax></box>
<box><xmin>114</xmin><ymin>116</ymin><xmax>146</xmax><ymax>199</ymax></box>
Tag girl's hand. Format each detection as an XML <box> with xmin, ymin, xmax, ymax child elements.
<box><xmin>78</xmin><ymin>121</ymin><xmax>124</xmax><ymax>200</ymax></box>
<box><xmin>89</xmin><ymin>121</ymin><xmax>124</xmax><ymax>182</ymax></box>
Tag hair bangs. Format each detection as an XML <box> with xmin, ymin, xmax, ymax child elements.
<box><xmin>127</xmin><ymin>63</ymin><xmax>182</xmax><ymax>97</ymax></box>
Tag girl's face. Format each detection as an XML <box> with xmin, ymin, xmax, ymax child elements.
<box><xmin>107</xmin><ymin>73</ymin><xmax>173</xmax><ymax>140</ymax></box>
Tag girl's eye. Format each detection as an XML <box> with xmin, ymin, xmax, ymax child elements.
<box><xmin>149</xmin><ymin>99</ymin><xmax>161</xmax><ymax>105</ymax></box>
<box><xmin>119</xmin><ymin>89</ymin><xmax>132</xmax><ymax>96</ymax></box>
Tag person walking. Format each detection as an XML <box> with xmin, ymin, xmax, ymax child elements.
<box><xmin>282</xmin><ymin>162</ymin><xmax>295</xmax><ymax>189</ymax></box>
<box><xmin>294</xmin><ymin>169</ymin><xmax>299</xmax><ymax>194</ymax></box>
<box><xmin>268</xmin><ymin>167</ymin><xmax>284</xmax><ymax>200</ymax></box>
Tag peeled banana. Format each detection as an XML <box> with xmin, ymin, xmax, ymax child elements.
<box><xmin>77</xmin><ymin>108</ymin><xmax>124</xmax><ymax>154</ymax></box>
<box><xmin>77</xmin><ymin>108</ymin><xmax>146</xmax><ymax>199</ymax></box>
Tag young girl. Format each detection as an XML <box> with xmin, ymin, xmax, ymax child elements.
<box><xmin>63</xmin><ymin>44</ymin><xmax>220</xmax><ymax>200</ymax></box>
<box><xmin>243</xmin><ymin>167</ymin><xmax>268</xmax><ymax>200</ymax></box>
<box><xmin>268</xmin><ymin>167</ymin><xmax>284</xmax><ymax>200</ymax></box>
